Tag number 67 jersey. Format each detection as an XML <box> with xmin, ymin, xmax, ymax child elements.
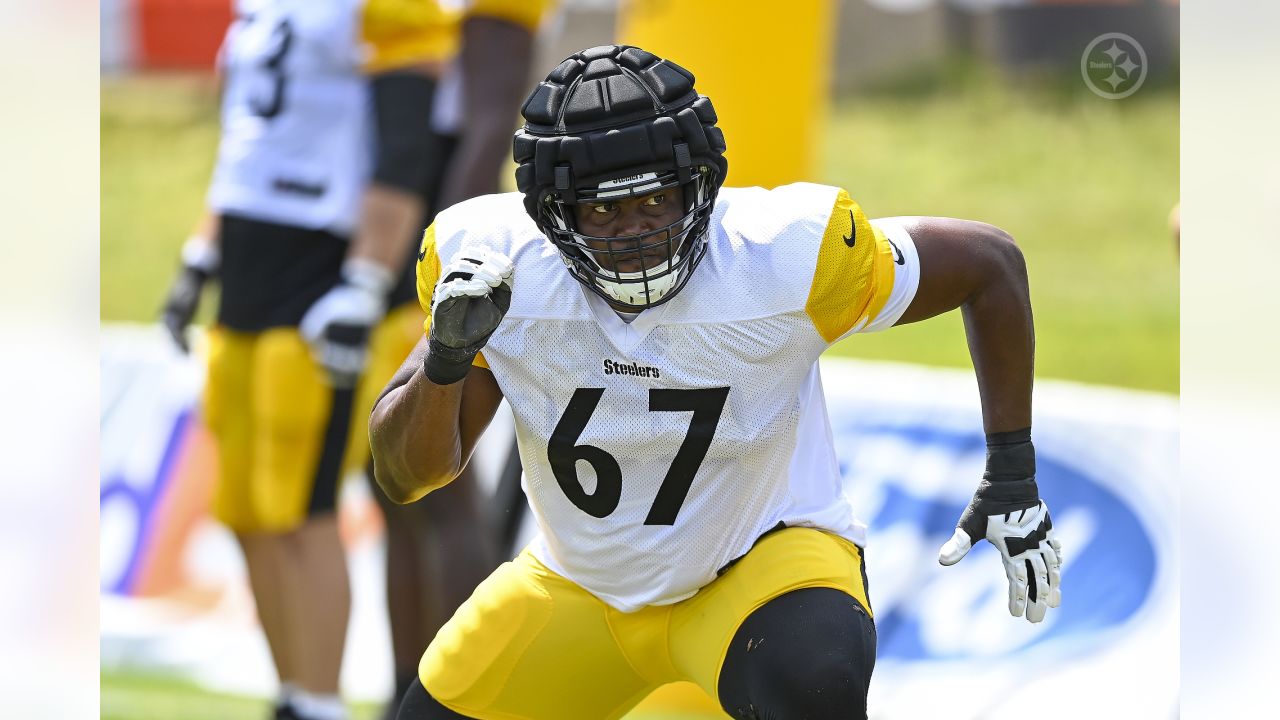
<box><xmin>419</xmin><ymin>183</ymin><xmax>921</xmax><ymax>612</ymax></box>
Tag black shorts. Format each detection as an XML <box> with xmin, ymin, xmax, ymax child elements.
<box><xmin>216</xmin><ymin>213</ymin><xmax>348</xmax><ymax>331</ymax></box>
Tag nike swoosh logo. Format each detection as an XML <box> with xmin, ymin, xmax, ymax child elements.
<box><xmin>888</xmin><ymin>239</ymin><xmax>905</xmax><ymax>265</ymax></box>
<box><xmin>418</xmin><ymin>246</ymin><xmax>427</xmax><ymax>262</ymax></box>
<box><xmin>842</xmin><ymin>211</ymin><xmax>856</xmax><ymax>247</ymax></box>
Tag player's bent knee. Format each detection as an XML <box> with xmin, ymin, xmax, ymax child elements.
<box><xmin>718</xmin><ymin>587</ymin><xmax>876</xmax><ymax>719</ymax></box>
<box><xmin>737</xmin><ymin>649</ymin><xmax>868</xmax><ymax>719</ymax></box>
<box><xmin>788</xmin><ymin>656</ymin><xmax>868</xmax><ymax>718</ymax></box>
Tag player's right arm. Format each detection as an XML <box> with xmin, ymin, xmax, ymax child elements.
<box><xmin>370</xmin><ymin>337</ymin><xmax>503</xmax><ymax>503</ymax></box>
<box><xmin>369</xmin><ymin>226</ymin><xmax>512</xmax><ymax>503</ymax></box>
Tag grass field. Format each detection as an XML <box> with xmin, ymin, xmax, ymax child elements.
<box><xmin>102</xmin><ymin>71</ymin><xmax>1178</xmax><ymax>393</ymax></box>
<box><xmin>101</xmin><ymin>671</ymin><xmax>380</xmax><ymax>720</ymax></box>
<box><xmin>820</xmin><ymin>73</ymin><xmax>1179</xmax><ymax>392</ymax></box>
<box><xmin>101</xmin><ymin>670</ymin><xmax>717</xmax><ymax>720</ymax></box>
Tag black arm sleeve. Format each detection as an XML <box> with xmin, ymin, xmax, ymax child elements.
<box><xmin>370</xmin><ymin>71</ymin><xmax>441</xmax><ymax>193</ymax></box>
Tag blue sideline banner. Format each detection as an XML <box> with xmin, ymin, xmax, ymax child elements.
<box><xmin>820</xmin><ymin>358</ymin><xmax>1178</xmax><ymax>719</ymax></box>
<box><xmin>100</xmin><ymin>327</ymin><xmax>1178</xmax><ymax>716</ymax></box>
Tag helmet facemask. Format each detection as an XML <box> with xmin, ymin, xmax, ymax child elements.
<box><xmin>541</xmin><ymin>166</ymin><xmax>718</xmax><ymax>311</ymax></box>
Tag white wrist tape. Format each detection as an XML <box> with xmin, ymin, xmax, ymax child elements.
<box><xmin>341</xmin><ymin>257</ymin><xmax>396</xmax><ymax>296</ymax></box>
<box><xmin>181</xmin><ymin>236</ymin><xmax>220</xmax><ymax>273</ymax></box>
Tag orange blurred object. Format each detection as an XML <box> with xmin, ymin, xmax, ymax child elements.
<box><xmin>138</xmin><ymin>0</ymin><xmax>233</xmax><ymax>69</ymax></box>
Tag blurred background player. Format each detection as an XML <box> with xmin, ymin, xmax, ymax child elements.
<box><xmin>160</xmin><ymin>1</ymin><xmax>464</xmax><ymax>717</ymax></box>
<box><xmin>363</xmin><ymin>2</ymin><xmax>555</xmax><ymax>717</ymax></box>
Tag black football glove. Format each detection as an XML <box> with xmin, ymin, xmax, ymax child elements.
<box><xmin>160</xmin><ymin>239</ymin><xmax>219</xmax><ymax>353</ymax></box>
<box><xmin>423</xmin><ymin>248</ymin><xmax>513</xmax><ymax>385</ymax></box>
<box><xmin>938</xmin><ymin>428</ymin><xmax>1064</xmax><ymax>623</ymax></box>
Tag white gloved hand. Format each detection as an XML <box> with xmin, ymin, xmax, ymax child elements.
<box><xmin>939</xmin><ymin>500</ymin><xmax>1064</xmax><ymax>623</ymax></box>
<box><xmin>299</xmin><ymin>258</ymin><xmax>394</xmax><ymax>387</ymax></box>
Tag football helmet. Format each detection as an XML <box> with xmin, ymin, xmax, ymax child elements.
<box><xmin>513</xmin><ymin>45</ymin><xmax>728</xmax><ymax>310</ymax></box>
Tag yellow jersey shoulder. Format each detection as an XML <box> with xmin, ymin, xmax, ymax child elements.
<box><xmin>803</xmin><ymin>186</ymin><xmax>897</xmax><ymax>342</ymax></box>
<box><xmin>360</xmin><ymin>0</ymin><xmax>557</xmax><ymax>72</ymax></box>
<box><xmin>361</xmin><ymin>0</ymin><xmax>460</xmax><ymax>73</ymax></box>
<box><xmin>468</xmin><ymin>0</ymin><xmax>556</xmax><ymax>30</ymax></box>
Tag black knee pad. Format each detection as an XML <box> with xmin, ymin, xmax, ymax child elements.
<box><xmin>396</xmin><ymin>678</ymin><xmax>476</xmax><ymax>720</ymax></box>
<box><xmin>718</xmin><ymin>587</ymin><xmax>877</xmax><ymax>720</ymax></box>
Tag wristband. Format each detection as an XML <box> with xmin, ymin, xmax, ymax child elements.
<box><xmin>975</xmin><ymin>426</ymin><xmax>1038</xmax><ymax>510</ymax></box>
<box><xmin>423</xmin><ymin>336</ymin><xmax>481</xmax><ymax>385</ymax></box>
<box><xmin>181</xmin><ymin>236</ymin><xmax>220</xmax><ymax>275</ymax></box>
<box><xmin>984</xmin><ymin>427</ymin><xmax>1035</xmax><ymax>482</ymax></box>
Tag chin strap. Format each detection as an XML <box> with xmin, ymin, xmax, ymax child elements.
<box><xmin>596</xmin><ymin>253</ymin><xmax>683</xmax><ymax>306</ymax></box>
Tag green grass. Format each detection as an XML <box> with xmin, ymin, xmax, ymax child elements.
<box><xmin>101</xmin><ymin>670</ymin><xmax>711</xmax><ymax>720</ymax></box>
<box><xmin>101</xmin><ymin>671</ymin><xmax>381</xmax><ymax>720</ymax></box>
<box><xmin>819</xmin><ymin>76</ymin><xmax>1179</xmax><ymax>392</ymax></box>
<box><xmin>102</xmin><ymin>70</ymin><xmax>1178</xmax><ymax>395</ymax></box>
<box><xmin>102</xmin><ymin>74</ymin><xmax>222</xmax><ymax>325</ymax></box>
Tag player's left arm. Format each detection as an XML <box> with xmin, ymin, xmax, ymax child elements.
<box><xmin>299</xmin><ymin>19</ymin><xmax>448</xmax><ymax>385</ymax></box>
<box><xmin>889</xmin><ymin>216</ymin><xmax>1063</xmax><ymax>624</ymax></box>
<box><xmin>891</xmin><ymin>217</ymin><xmax>1032</xmax><ymax>432</ymax></box>
<box><xmin>349</xmin><ymin>64</ymin><xmax>441</xmax><ymax>269</ymax></box>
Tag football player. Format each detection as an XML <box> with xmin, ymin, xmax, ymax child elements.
<box><xmin>370</xmin><ymin>45</ymin><xmax>1064</xmax><ymax>720</ymax></box>
<box><xmin>160</xmin><ymin>1</ymin><xmax>464</xmax><ymax>718</ymax></box>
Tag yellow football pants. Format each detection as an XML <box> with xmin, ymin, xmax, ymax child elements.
<box><xmin>203</xmin><ymin>304</ymin><xmax>424</xmax><ymax>533</ymax></box>
<box><xmin>420</xmin><ymin>527</ymin><xmax>872</xmax><ymax>719</ymax></box>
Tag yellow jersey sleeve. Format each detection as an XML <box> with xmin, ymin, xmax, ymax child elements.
<box><xmin>362</xmin><ymin>0</ymin><xmax>462</xmax><ymax>73</ymax></box>
<box><xmin>467</xmin><ymin>0</ymin><xmax>556</xmax><ymax>30</ymax></box>
<box><xmin>416</xmin><ymin>223</ymin><xmax>489</xmax><ymax>369</ymax></box>
<box><xmin>804</xmin><ymin>189</ymin><xmax>897</xmax><ymax>343</ymax></box>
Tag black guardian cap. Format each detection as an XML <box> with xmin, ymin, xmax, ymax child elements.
<box><xmin>513</xmin><ymin>45</ymin><xmax>728</xmax><ymax>310</ymax></box>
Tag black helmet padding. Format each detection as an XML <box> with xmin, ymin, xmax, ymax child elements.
<box><xmin>514</xmin><ymin>44</ymin><xmax>728</xmax><ymax>231</ymax></box>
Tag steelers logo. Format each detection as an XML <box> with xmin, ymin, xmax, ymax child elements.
<box><xmin>1081</xmin><ymin>33</ymin><xmax>1148</xmax><ymax>100</ymax></box>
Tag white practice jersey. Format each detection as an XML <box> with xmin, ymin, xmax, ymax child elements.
<box><xmin>417</xmin><ymin>183</ymin><xmax>921</xmax><ymax>612</ymax></box>
<box><xmin>208</xmin><ymin>0</ymin><xmax>371</xmax><ymax>235</ymax></box>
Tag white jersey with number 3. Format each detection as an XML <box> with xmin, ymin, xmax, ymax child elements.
<box><xmin>209</xmin><ymin>0</ymin><xmax>370</xmax><ymax>234</ymax></box>
<box><xmin>419</xmin><ymin>183</ymin><xmax>921</xmax><ymax>612</ymax></box>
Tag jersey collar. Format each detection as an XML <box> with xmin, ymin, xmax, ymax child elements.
<box><xmin>580</xmin><ymin>283</ymin><xmax>675</xmax><ymax>354</ymax></box>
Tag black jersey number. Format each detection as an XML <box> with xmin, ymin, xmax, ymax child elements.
<box><xmin>249</xmin><ymin>19</ymin><xmax>294</xmax><ymax>119</ymax></box>
<box><xmin>548</xmin><ymin>387</ymin><xmax>730</xmax><ymax>525</ymax></box>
